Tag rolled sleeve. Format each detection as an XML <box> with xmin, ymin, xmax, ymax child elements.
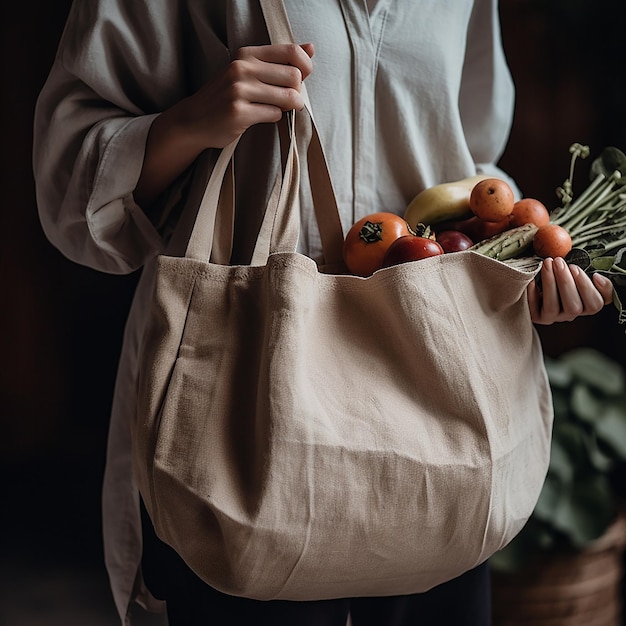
<box><xmin>32</xmin><ymin>0</ymin><xmax>191</xmax><ymax>275</ymax></box>
<box><xmin>84</xmin><ymin>114</ymin><xmax>164</xmax><ymax>272</ymax></box>
<box><xmin>33</xmin><ymin>70</ymin><xmax>163</xmax><ymax>274</ymax></box>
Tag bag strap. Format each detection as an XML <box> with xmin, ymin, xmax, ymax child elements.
<box><xmin>185</xmin><ymin>114</ymin><xmax>300</xmax><ymax>263</ymax></box>
<box><xmin>184</xmin><ymin>0</ymin><xmax>345</xmax><ymax>267</ymax></box>
<box><xmin>260</xmin><ymin>0</ymin><xmax>346</xmax><ymax>265</ymax></box>
<box><xmin>250</xmin><ymin>113</ymin><xmax>301</xmax><ymax>264</ymax></box>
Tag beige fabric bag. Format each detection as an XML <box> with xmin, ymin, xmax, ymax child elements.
<box><xmin>133</xmin><ymin>0</ymin><xmax>553</xmax><ymax>601</ymax></box>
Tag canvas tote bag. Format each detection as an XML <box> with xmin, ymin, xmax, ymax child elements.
<box><xmin>133</xmin><ymin>0</ymin><xmax>553</xmax><ymax>601</ymax></box>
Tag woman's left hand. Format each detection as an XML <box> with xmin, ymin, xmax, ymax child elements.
<box><xmin>527</xmin><ymin>257</ymin><xmax>614</xmax><ymax>324</ymax></box>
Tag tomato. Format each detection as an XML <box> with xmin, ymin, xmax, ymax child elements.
<box><xmin>469</xmin><ymin>178</ymin><xmax>515</xmax><ymax>223</ymax></box>
<box><xmin>532</xmin><ymin>224</ymin><xmax>572</xmax><ymax>258</ymax></box>
<box><xmin>435</xmin><ymin>215</ymin><xmax>510</xmax><ymax>243</ymax></box>
<box><xmin>467</xmin><ymin>216</ymin><xmax>512</xmax><ymax>242</ymax></box>
<box><xmin>382</xmin><ymin>235</ymin><xmax>444</xmax><ymax>267</ymax></box>
<box><xmin>510</xmin><ymin>198</ymin><xmax>550</xmax><ymax>228</ymax></box>
<box><xmin>435</xmin><ymin>230</ymin><xmax>474</xmax><ymax>253</ymax></box>
<box><xmin>343</xmin><ymin>212</ymin><xmax>412</xmax><ymax>276</ymax></box>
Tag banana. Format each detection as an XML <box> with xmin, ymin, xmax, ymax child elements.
<box><xmin>404</xmin><ymin>174</ymin><xmax>490</xmax><ymax>230</ymax></box>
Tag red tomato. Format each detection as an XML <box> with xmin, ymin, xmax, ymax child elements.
<box><xmin>343</xmin><ymin>212</ymin><xmax>413</xmax><ymax>276</ymax></box>
<box><xmin>382</xmin><ymin>235</ymin><xmax>444</xmax><ymax>267</ymax></box>
<box><xmin>434</xmin><ymin>215</ymin><xmax>510</xmax><ymax>243</ymax></box>
<box><xmin>435</xmin><ymin>230</ymin><xmax>474</xmax><ymax>253</ymax></box>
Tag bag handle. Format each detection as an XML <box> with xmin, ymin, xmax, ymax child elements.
<box><xmin>184</xmin><ymin>0</ymin><xmax>345</xmax><ymax>267</ymax></box>
<box><xmin>184</xmin><ymin>113</ymin><xmax>300</xmax><ymax>263</ymax></box>
<box><xmin>259</xmin><ymin>0</ymin><xmax>346</xmax><ymax>265</ymax></box>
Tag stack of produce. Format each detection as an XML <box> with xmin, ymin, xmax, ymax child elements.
<box><xmin>342</xmin><ymin>144</ymin><xmax>626</xmax><ymax>325</ymax></box>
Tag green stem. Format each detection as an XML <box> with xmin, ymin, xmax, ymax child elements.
<box><xmin>568</xmin><ymin>217</ymin><xmax>606</xmax><ymax>239</ymax></box>
<box><xmin>559</xmin><ymin>178</ymin><xmax>618</xmax><ymax>232</ymax></box>
<box><xmin>571</xmin><ymin>221</ymin><xmax>626</xmax><ymax>247</ymax></box>
<box><xmin>603</xmin><ymin>237</ymin><xmax>626</xmax><ymax>254</ymax></box>
<box><xmin>551</xmin><ymin>173</ymin><xmax>606</xmax><ymax>225</ymax></box>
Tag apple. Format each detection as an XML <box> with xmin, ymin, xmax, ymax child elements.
<box><xmin>382</xmin><ymin>235</ymin><xmax>444</xmax><ymax>268</ymax></box>
<box><xmin>435</xmin><ymin>230</ymin><xmax>474</xmax><ymax>253</ymax></box>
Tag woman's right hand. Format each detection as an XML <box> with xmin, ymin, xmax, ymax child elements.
<box><xmin>177</xmin><ymin>43</ymin><xmax>315</xmax><ymax>150</ymax></box>
<box><xmin>134</xmin><ymin>43</ymin><xmax>314</xmax><ymax>209</ymax></box>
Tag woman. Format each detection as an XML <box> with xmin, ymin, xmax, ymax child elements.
<box><xmin>33</xmin><ymin>1</ymin><xmax>613</xmax><ymax>624</ymax></box>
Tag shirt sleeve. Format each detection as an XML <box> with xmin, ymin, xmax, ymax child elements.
<box><xmin>458</xmin><ymin>0</ymin><xmax>520</xmax><ymax>195</ymax></box>
<box><xmin>33</xmin><ymin>1</ymin><xmax>225</xmax><ymax>274</ymax></box>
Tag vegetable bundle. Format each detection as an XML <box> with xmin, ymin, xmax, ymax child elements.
<box><xmin>474</xmin><ymin>144</ymin><xmax>626</xmax><ymax>325</ymax></box>
<box><xmin>342</xmin><ymin>143</ymin><xmax>626</xmax><ymax>325</ymax></box>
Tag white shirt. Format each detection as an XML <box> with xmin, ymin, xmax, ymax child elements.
<box><xmin>33</xmin><ymin>1</ymin><xmax>515</xmax><ymax>623</ymax></box>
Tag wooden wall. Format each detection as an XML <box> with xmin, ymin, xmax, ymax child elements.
<box><xmin>499</xmin><ymin>0</ymin><xmax>626</xmax><ymax>362</ymax></box>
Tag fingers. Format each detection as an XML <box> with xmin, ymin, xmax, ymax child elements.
<box><xmin>528</xmin><ymin>257</ymin><xmax>612</xmax><ymax>325</ymax></box>
<box><xmin>180</xmin><ymin>42</ymin><xmax>315</xmax><ymax>149</ymax></box>
<box><xmin>238</xmin><ymin>43</ymin><xmax>314</xmax><ymax>80</ymax></box>
<box><xmin>570</xmin><ymin>264</ymin><xmax>607</xmax><ymax>313</ymax></box>
<box><xmin>228</xmin><ymin>58</ymin><xmax>305</xmax><ymax>111</ymax></box>
<box><xmin>227</xmin><ymin>43</ymin><xmax>314</xmax><ymax>116</ymax></box>
<box><xmin>551</xmin><ymin>257</ymin><xmax>586</xmax><ymax>321</ymax></box>
<box><xmin>536</xmin><ymin>257</ymin><xmax>567</xmax><ymax>322</ymax></box>
<box><xmin>592</xmin><ymin>272</ymin><xmax>615</xmax><ymax>305</ymax></box>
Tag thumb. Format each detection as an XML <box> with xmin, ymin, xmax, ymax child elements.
<box><xmin>300</xmin><ymin>42</ymin><xmax>315</xmax><ymax>58</ymax></box>
<box><xmin>592</xmin><ymin>272</ymin><xmax>615</xmax><ymax>305</ymax></box>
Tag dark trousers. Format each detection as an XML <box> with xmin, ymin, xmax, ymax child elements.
<box><xmin>140</xmin><ymin>503</ymin><xmax>492</xmax><ymax>626</ymax></box>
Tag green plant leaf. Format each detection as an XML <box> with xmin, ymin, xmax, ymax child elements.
<box><xmin>534</xmin><ymin>474</ymin><xmax>565</xmax><ymax>521</ymax></box>
<box><xmin>584</xmin><ymin>431</ymin><xmax>616</xmax><ymax>472</ymax></box>
<box><xmin>570</xmin><ymin>383</ymin><xmax>604</xmax><ymax>423</ymax></box>
<box><xmin>591</xmin><ymin>256</ymin><xmax>617</xmax><ymax>271</ymax></box>
<box><xmin>550</xmin><ymin>388</ymin><xmax>571</xmax><ymax>421</ymax></box>
<box><xmin>547</xmin><ymin>437</ymin><xmax>575</xmax><ymax>483</ymax></box>
<box><xmin>500</xmin><ymin>345</ymin><xmax>626</xmax><ymax>570</ymax></box>
<box><xmin>586</xmin><ymin>244</ymin><xmax>609</xmax><ymax>259</ymax></box>
<box><xmin>553</xmin><ymin>421</ymin><xmax>588</xmax><ymax>468</ymax></box>
<box><xmin>595</xmin><ymin>401</ymin><xmax>626</xmax><ymax>460</ymax></box>
<box><xmin>614</xmin><ymin>286</ymin><xmax>626</xmax><ymax>325</ymax></box>
<box><xmin>544</xmin><ymin>357</ymin><xmax>573</xmax><ymax>389</ymax></box>
<box><xmin>552</xmin><ymin>474</ymin><xmax>615</xmax><ymax>548</ymax></box>
<box><xmin>560</xmin><ymin>348</ymin><xmax>625</xmax><ymax>395</ymax></box>
<box><xmin>615</xmin><ymin>247</ymin><xmax>626</xmax><ymax>270</ymax></box>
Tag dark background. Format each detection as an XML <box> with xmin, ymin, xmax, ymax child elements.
<box><xmin>1</xmin><ymin>0</ymin><xmax>625</xmax><ymax>623</ymax></box>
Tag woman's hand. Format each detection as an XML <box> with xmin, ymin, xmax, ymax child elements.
<box><xmin>175</xmin><ymin>43</ymin><xmax>315</xmax><ymax>151</ymax></box>
<box><xmin>527</xmin><ymin>257</ymin><xmax>614</xmax><ymax>324</ymax></box>
<box><xmin>135</xmin><ymin>43</ymin><xmax>314</xmax><ymax>209</ymax></box>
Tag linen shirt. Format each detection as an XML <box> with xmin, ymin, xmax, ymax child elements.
<box><xmin>33</xmin><ymin>1</ymin><xmax>516</xmax><ymax>623</ymax></box>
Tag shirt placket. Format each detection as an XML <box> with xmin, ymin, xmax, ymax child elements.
<box><xmin>338</xmin><ymin>0</ymin><xmax>388</xmax><ymax>222</ymax></box>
